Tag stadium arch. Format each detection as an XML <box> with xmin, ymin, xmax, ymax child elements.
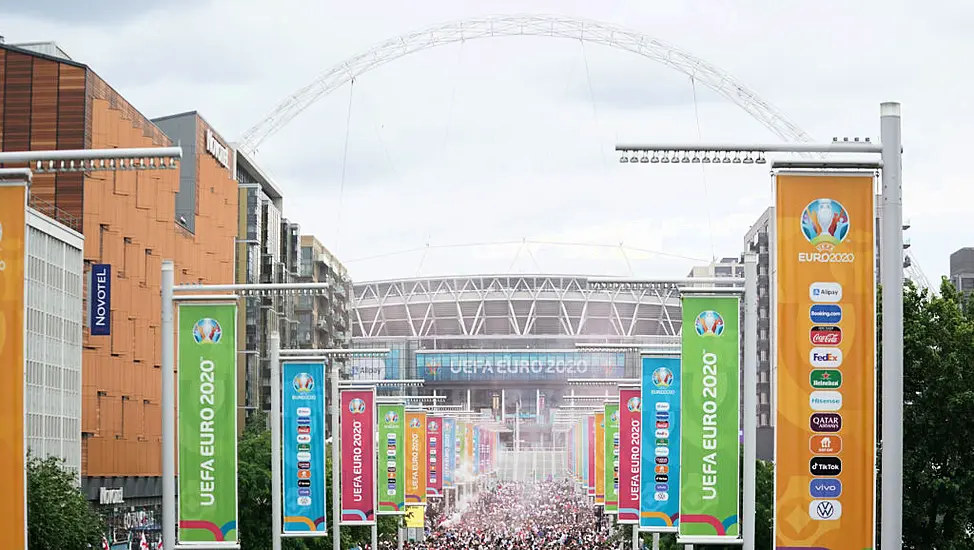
<box><xmin>238</xmin><ymin>14</ymin><xmax>813</xmax><ymax>153</ymax></box>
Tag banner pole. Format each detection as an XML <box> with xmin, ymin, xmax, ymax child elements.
<box><xmin>652</xmin><ymin>532</ymin><xmax>659</xmax><ymax>550</ymax></box>
<box><xmin>371</xmin><ymin>523</ymin><xmax>378</xmax><ymax>550</ymax></box>
<box><xmin>331</xmin><ymin>357</ymin><xmax>341</xmax><ymax>550</ymax></box>
<box><xmin>270</xmin><ymin>332</ymin><xmax>282</xmax><ymax>550</ymax></box>
<box><xmin>742</xmin><ymin>253</ymin><xmax>758</xmax><ymax>550</ymax></box>
<box><xmin>880</xmin><ymin>101</ymin><xmax>904</xmax><ymax>550</ymax></box>
<box><xmin>161</xmin><ymin>261</ymin><xmax>176</xmax><ymax>550</ymax></box>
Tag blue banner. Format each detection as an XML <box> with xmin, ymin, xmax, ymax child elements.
<box><xmin>89</xmin><ymin>264</ymin><xmax>112</xmax><ymax>336</ymax></box>
<box><xmin>416</xmin><ymin>351</ymin><xmax>626</xmax><ymax>382</ymax></box>
<box><xmin>472</xmin><ymin>427</ymin><xmax>480</xmax><ymax>476</ymax></box>
<box><xmin>442</xmin><ymin>418</ymin><xmax>456</xmax><ymax>487</ymax></box>
<box><xmin>640</xmin><ymin>356</ymin><xmax>681</xmax><ymax>532</ymax></box>
<box><xmin>283</xmin><ymin>362</ymin><xmax>327</xmax><ymax>534</ymax></box>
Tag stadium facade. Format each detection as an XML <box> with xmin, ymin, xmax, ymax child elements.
<box><xmin>349</xmin><ymin>274</ymin><xmax>683</xmax><ymax>445</ymax></box>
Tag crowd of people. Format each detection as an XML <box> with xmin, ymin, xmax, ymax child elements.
<box><xmin>393</xmin><ymin>479</ymin><xmax>618</xmax><ymax>549</ymax></box>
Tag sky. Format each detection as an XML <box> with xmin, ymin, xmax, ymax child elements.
<box><xmin>3</xmin><ymin>0</ymin><xmax>971</xmax><ymax>284</ymax></box>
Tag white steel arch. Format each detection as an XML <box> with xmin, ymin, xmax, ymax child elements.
<box><xmin>238</xmin><ymin>14</ymin><xmax>813</xmax><ymax>153</ymax></box>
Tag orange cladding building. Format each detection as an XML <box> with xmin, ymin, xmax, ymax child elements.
<box><xmin>0</xmin><ymin>42</ymin><xmax>237</xmax><ymax>525</ymax></box>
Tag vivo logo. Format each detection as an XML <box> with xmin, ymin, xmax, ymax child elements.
<box><xmin>810</xmin><ymin>304</ymin><xmax>842</xmax><ymax>324</ymax></box>
<box><xmin>809</xmin><ymin>478</ymin><xmax>842</xmax><ymax>499</ymax></box>
<box><xmin>809</xmin><ymin>348</ymin><xmax>843</xmax><ymax>368</ymax></box>
<box><xmin>809</xmin><ymin>282</ymin><xmax>843</xmax><ymax>303</ymax></box>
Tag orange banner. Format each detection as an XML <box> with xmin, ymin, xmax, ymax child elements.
<box><xmin>595</xmin><ymin>411</ymin><xmax>605</xmax><ymax>505</ymax></box>
<box><xmin>774</xmin><ymin>173</ymin><xmax>875</xmax><ymax>549</ymax></box>
<box><xmin>0</xmin><ymin>184</ymin><xmax>27</xmax><ymax>549</ymax></box>
<box><xmin>404</xmin><ymin>411</ymin><xmax>427</xmax><ymax>505</ymax></box>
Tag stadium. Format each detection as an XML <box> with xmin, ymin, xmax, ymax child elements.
<box><xmin>349</xmin><ymin>273</ymin><xmax>688</xmax><ymax>447</ymax></box>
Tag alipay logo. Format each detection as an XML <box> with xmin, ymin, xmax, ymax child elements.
<box><xmin>809</xmin><ymin>304</ymin><xmax>842</xmax><ymax>324</ymax></box>
<box><xmin>809</xmin><ymin>282</ymin><xmax>843</xmax><ymax>303</ymax></box>
<box><xmin>809</xmin><ymin>347</ymin><xmax>843</xmax><ymax>368</ymax></box>
<box><xmin>809</xmin><ymin>390</ymin><xmax>843</xmax><ymax>412</ymax></box>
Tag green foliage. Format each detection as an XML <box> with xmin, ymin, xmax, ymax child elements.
<box><xmin>899</xmin><ymin>280</ymin><xmax>974</xmax><ymax>549</ymax></box>
<box><xmin>27</xmin><ymin>453</ymin><xmax>106</xmax><ymax>550</ymax></box>
<box><xmin>238</xmin><ymin>410</ymin><xmax>399</xmax><ymax>550</ymax></box>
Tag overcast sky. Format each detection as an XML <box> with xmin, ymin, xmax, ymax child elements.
<box><xmin>3</xmin><ymin>1</ymin><xmax>970</xmax><ymax>284</ymax></box>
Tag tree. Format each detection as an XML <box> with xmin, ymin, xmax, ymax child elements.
<box><xmin>237</xmin><ymin>410</ymin><xmax>396</xmax><ymax>550</ymax></box>
<box><xmin>899</xmin><ymin>280</ymin><xmax>974</xmax><ymax>549</ymax></box>
<box><xmin>27</xmin><ymin>453</ymin><xmax>106</xmax><ymax>550</ymax></box>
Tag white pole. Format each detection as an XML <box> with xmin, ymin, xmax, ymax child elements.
<box><xmin>161</xmin><ymin>261</ymin><xmax>176</xmax><ymax>550</ymax></box>
<box><xmin>501</xmin><ymin>389</ymin><xmax>506</xmax><ymax>423</ymax></box>
<box><xmin>743</xmin><ymin>254</ymin><xmax>757</xmax><ymax>550</ymax></box>
<box><xmin>652</xmin><ymin>532</ymin><xmax>659</xmax><ymax>550</ymax></box>
<box><xmin>371</xmin><ymin>523</ymin><xmax>378</xmax><ymax>550</ymax></box>
<box><xmin>270</xmin><ymin>333</ymin><xmax>283</xmax><ymax>550</ymax></box>
<box><xmin>631</xmin><ymin>524</ymin><xmax>639</xmax><ymax>550</ymax></box>
<box><xmin>880</xmin><ymin>101</ymin><xmax>904</xmax><ymax>550</ymax></box>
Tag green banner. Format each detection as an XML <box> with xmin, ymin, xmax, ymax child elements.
<box><xmin>378</xmin><ymin>404</ymin><xmax>406</xmax><ymax>514</ymax></box>
<box><xmin>178</xmin><ymin>303</ymin><xmax>238</xmax><ymax>544</ymax></box>
<box><xmin>678</xmin><ymin>295</ymin><xmax>740</xmax><ymax>543</ymax></box>
<box><xmin>604</xmin><ymin>402</ymin><xmax>620</xmax><ymax>514</ymax></box>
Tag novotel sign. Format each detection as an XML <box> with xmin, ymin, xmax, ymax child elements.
<box><xmin>205</xmin><ymin>128</ymin><xmax>230</xmax><ymax>169</ymax></box>
<box><xmin>89</xmin><ymin>264</ymin><xmax>112</xmax><ymax>336</ymax></box>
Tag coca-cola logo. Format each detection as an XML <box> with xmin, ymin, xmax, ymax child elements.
<box><xmin>809</xmin><ymin>325</ymin><xmax>842</xmax><ymax>346</ymax></box>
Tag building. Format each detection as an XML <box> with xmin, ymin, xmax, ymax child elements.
<box><xmin>25</xmin><ymin>207</ymin><xmax>85</xmax><ymax>476</ymax></box>
<box><xmin>686</xmin><ymin>257</ymin><xmax>745</xmax><ymax>281</ymax></box>
<box><xmin>743</xmin><ymin>208</ymin><xmax>776</xmax><ymax>432</ymax></box>
<box><xmin>949</xmin><ymin>248</ymin><xmax>974</xmax><ymax>293</ymax></box>
<box><xmin>350</xmin><ymin>275</ymin><xmax>682</xmax><ymax>445</ymax></box>
<box><xmin>0</xmin><ymin>42</ymin><xmax>238</xmax><ymax>535</ymax></box>
<box><xmin>295</xmin><ymin>235</ymin><xmax>352</xmax><ymax>351</ymax></box>
<box><xmin>233</xmin><ymin>150</ymin><xmax>303</xmax><ymax>416</ymax></box>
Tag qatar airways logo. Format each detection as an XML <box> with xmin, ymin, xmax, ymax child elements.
<box><xmin>810</xmin><ymin>326</ymin><xmax>842</xmax><ymax>346</ymax></box>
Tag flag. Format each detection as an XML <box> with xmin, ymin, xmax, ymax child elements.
<box><xmin>101</xmin><ymin>536</ymin><xmax>110</xmax><ymax>550</ymax></box>
<box><xmin>140</xmin><ymin>532</ymin><xmax>149</xmax><ymax>550</ymax></box>
<box><xmin>157</xmin><ymin>539</ymin><xmax>163</xmax><ymax>550</ymax></box>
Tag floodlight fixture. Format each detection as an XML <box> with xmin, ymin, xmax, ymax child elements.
<box><xmin>338</xmin><ymin>379</ymin><xmax>424</xmax><ymax>388</ymax></box>
<box><xmin>0</xmin><ymin>146</ymin><xmax>183</xmax><ymax>174</ymax></box>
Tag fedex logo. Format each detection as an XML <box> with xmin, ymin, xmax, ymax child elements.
<box><xmin>810</xmin><ymin>348</ymin><xmax>843</xmax><ymax>368</ymax></box>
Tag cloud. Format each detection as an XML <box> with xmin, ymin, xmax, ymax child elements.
<box><xmin>2</xmin><ymin>0</ymin><xmax>971</xmax><ymax>284</ymax></box>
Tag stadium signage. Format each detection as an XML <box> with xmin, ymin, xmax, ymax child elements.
<box><xmin>415</xmin><ymin>351</ymin><xmax>626</xmax><ymax>381</ymax></box>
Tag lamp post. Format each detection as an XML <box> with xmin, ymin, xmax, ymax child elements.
<box><xmin>163</xmin><ymin>278</ymin><xmax>332</xmax><ymax>550</ymax></box>
<box><xmin>614</xmin><ymin>102</ymin><xmax>904</xmax><ymax>549</ymax></box>
<box><xmin>0</xmin><ymin>146</ymin><xmax>180</xmax><ymax>550</ymax></box>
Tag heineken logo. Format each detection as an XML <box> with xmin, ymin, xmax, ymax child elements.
<box><xmin>810</xmin><ymin>369</ymin><xmax>842</xmax><ymax>389</ymax></box>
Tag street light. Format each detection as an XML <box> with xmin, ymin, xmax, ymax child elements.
<box><xmin>0</xmin><ymin>146</ymin><xmax>181</xmax><ymax>550</ymax></box>
<box><xmin>614</xmin><ymin>102</ymin><xmax>904</xmax><ymax>550</ymax></box>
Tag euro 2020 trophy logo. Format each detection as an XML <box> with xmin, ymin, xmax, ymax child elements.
<box><xmin>192</xmin><ymin>318</ymin><xmax>222</xmax><ymax>344</ymax></box>
<box><xmin>626</xmin><ymin>396</ymin><xmax>641</xmax><ymax>412</ymax></box>
<box><xmin>292</xmin><ymin>373</ymin><xmax>314</xmax><ymax>393</ymax></box>
<box><xmin>801</xmin><ymin>198</ymin><xmax>850</xmax><ymax>251</ymax></box>
<box><xmin>694</xmin><ymin>310</ymin><xmax>724</xmax><ymax>337</ymax></box>
<box><xmin>348</xmin><ymin>398</ymin><xmax>367</xmax><ymax>414</ymax></box>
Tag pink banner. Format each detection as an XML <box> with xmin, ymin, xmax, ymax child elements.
<box><xmin>587</xmin><ymin>415</ymin><xmax>595</xmax><ymax>496</ymax></box>
<box><xmin>426</xmin><ymin>416</ymin><xmax>443</xmax><ymax>497</ymax></box>
<box><xmin>618</xmin><ymin>387</ymin><xmax>642</xmax><ymax>523</ymax></box>
<box><xmin>340</xmin><ymin>389</ymin><xmax>376</xmax><ymax>525</ymax></box>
